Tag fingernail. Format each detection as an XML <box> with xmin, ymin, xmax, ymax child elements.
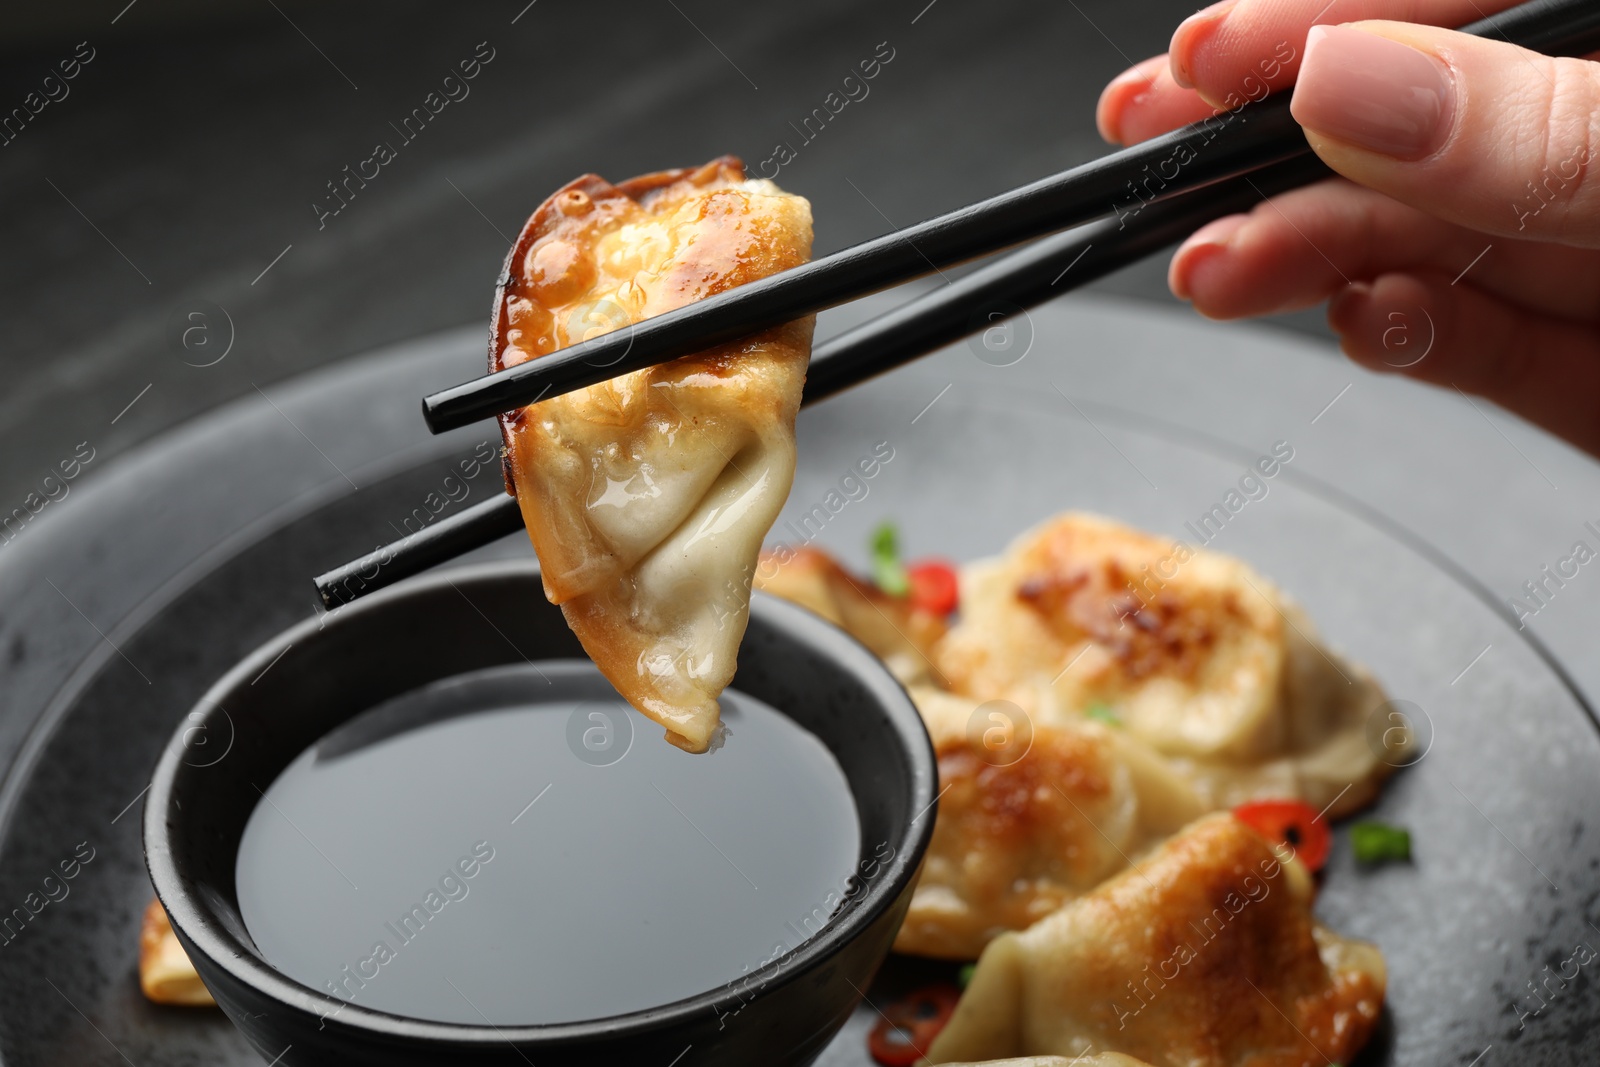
<box><xmin>1327</xmin><ymin>282</ymin><xmax>1403</xmax><ymax>368</ymax></box>
<box><xmin>1171</xmin><ymin>0</ymin><xmax>1239</xmax><ymax>88</ymax></box>
<box><xmin>1098</xmin><ymin>65</ymin><xmax>1159</xmax><ymax>143</ymax></box>
<box><xmin>1326</xmin><ymin>281</ymin><xmax>1372</xmax><ymax>334</ymax></box>
<box><xmin>1170</xmin><ymin>215</ymin><xmax>1247</xmax><ymax>301</ymax></box>
<box><xmin>1292</xmin><ymin>25</ymin><xmax>1454</xmax><ymax>160</ymax></box>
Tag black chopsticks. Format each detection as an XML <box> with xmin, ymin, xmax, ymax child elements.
<box><xmin>418</xmin><ymin>0</ymin><xmax>1600</xmax><ymax>435</ymax></box>
<box><xmin>316</xmin><ymin>0</ymin><xmax>1600</xmax><ymax>609</ymax></box>
<box><xmin>316</xmin><ymin>154</ymin><xmax>1332</xmax><ymax>610</ymax></box>
<box><xmin>421</xmin><ymin>101</ymin><xmax>1307</xmax><ymax>434</ymax></box>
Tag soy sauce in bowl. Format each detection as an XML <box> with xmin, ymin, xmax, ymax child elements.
<box><xmin>149</xmin><ymin>566</ymin><xmax>934</xmax><ymax>1066</ymax></box>
<box><xmin>235</xmin><ymin>661</ymin><xmax>861</xmax><ymax>1026</ymax></box>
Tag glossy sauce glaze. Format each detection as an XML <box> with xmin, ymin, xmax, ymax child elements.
<box><xmin>490</xmin><ymin>158</ymin><xmax>815</xmax><ymax>753</ymax></box>
<box><xmin>236</xmin><ymin>661</ymin><xmax>859</xmax><ymax>1026</ymax></box>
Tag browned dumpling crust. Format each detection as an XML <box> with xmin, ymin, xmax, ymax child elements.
<box><xmin>752</xmin><ymin>531</ymin><xmax>1403</xmax><ymax>965</ymax></box>
<box><xmin>139</xmin><ymin>898</ymin><xmax>214</xmax><ymax>1007</ymax></box>
<box><xmin>904</xmin><ymin>721</ymin><xmax>1203</xmax><ymax>959</ymax></box>
<box><xmin>937</xmin><ymin>1058</ymin><xmax>1154</xmax><ymax>1067</ymax></box>
<box><xmin>925</xmin><ymin>814</ymin><xmax>1386</xmax><ymax>1067</ymax></box>
<box><xmin>753</xmin><ymin>546</ymin><xmax>948</xmax><ymax>686</ymax></box>
<box><xmin>938</xmin><ymin>513</ymin><xmax>1400</xmax><ymax>818</ymax></box>
<box><xmin>895</xmin><ymin>686</ymin><xmax>1205</xmax><ymax>959</ymax></box>
<box><xmin>493</xmin><ymin>157</ymin><xmax>815</xmax><ymax>752</ymax></box>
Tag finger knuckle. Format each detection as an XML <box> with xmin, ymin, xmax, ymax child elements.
<box><xmin>1524</xmin><ymin>57</ymin><xmax>1600</xmax><ymax>231</ymax></box>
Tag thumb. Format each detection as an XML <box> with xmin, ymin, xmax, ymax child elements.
<box><xmin>1290</xmin><ymin>22</ymin><xmax>1600</xmax><ymax>246</ymax></box>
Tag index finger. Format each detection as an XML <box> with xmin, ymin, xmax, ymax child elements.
<box><xmin>1096</xmin><ymin>55</ymin><xmax>1222</xmax><ymax>144</ymax></box>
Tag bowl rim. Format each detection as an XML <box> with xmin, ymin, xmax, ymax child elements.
<box><xmin>143</xmin><ymin>559</ymin><xmax>937</xmax><ymax>1046</ymax></box>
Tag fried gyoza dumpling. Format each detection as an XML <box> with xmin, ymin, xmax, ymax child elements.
<box><xmin>896</xmin><ymin>687</ymin><xmax>1205</xmax><ymax>959</ymax></box>
<box><xmin>939</xmin><ymin>1057</ymin><xmax>1154</xmax><ymax>1067</ymax></box>
<box><xmin>753</xmin><ymin>533</ymin><xmax>1402</xmax><ymax>961</ymax></box>
<box><xmin>925</xmin><ymin>814</ymin><xmax>1386</xmax><ymax>1067</ymax></box>
<box><xmin>937</xmin><ymin>514</ymin><xmax>1400</xmax><ymax>817</ymax></box>
<box><xmin>754</xmin><ymin>548</ymin><xmax>1206</xmax><ymax>959</ymax></box>
<box><xmin>139</xmin><ymin>898</ymin><xmax>214</xmax><ymax>1007</ymax></box>
<box><xmin>753</xmin><ymin>547</ymin><xmax>948</xmax><ymax>686</ymax></box>
<box><xmin>494</xmin><ymin>157</ymin><xmax>814</xmax><ymax>752</ymax></box>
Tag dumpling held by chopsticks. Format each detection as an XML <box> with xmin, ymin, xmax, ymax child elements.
<box><xmin>493</xmin><ymin>157</ymin><xmax>815</xmax><ymax>752</ymax></box>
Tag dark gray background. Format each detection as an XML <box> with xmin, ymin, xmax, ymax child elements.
<box><xmin>0</xmin><ymin>0</ymin><xmax>1332</xmax><ymax>515</ymax></box>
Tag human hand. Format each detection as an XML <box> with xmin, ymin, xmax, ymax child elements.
<box><xmin>1097</xmin><ymin>0</ymin><xmax>1600</xmax><ymax>456</ymax></box>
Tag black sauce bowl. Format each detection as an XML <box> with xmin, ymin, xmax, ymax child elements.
<box><xmin>143</xmin><ymin>561</ymin><xmax>936</xmax><ymax>1066</ymax></box>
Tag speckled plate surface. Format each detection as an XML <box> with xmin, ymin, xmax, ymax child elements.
<box><xmin>0</xmin><ymin>297</ymin><xmax>1593</xmax><ymax>1066</ymax></box>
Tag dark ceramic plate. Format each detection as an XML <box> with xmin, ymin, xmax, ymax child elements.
<box><xmin>0</xmin><ymin>298</ymin><xmax>1594</xmax><ymax>1066</ymax></box>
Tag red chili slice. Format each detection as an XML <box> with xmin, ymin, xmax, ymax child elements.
<box><xmin>906</xmin><ymin>559</ymin><xmax>959</xmax><ymax>616</ymax></box>
<box><xmin>1233</xmin><ymin>799</ymin><xmax>1331</xmax><ymax>872</ymax></box>
<box><xmin>867</xmin><ymin>984</ymin><xmax>961</xmax><ymax>1066</ymax></box>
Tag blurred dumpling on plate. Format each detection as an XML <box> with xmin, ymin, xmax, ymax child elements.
<box><xmin>923</xmin><ymin>812</ymin><xmax>1386</xmax><ymax>1067</ymax></box>
<box><xmin>936</xmin><ymin>1057</ymin><xmax>1154</xmax><ymax>1067</ymax></box>
<box><xmin>894</xmin><ymin>687</ymin><xmax>1205</xmax><ymax>959</ymax></box>
<box><xmin>753</xmin><ymin>546</ymin><xmax>948</xmax><ymax>687</ymax></box>
<box><xmin>753</xmin><ymin>524</ymin><xmax>1404</xmax><ymax>959</ymax></box>
<box><xmin>936</xmin><ymin>513</ymin><xmax>1402</xmax><ymax>818</ymax></box>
